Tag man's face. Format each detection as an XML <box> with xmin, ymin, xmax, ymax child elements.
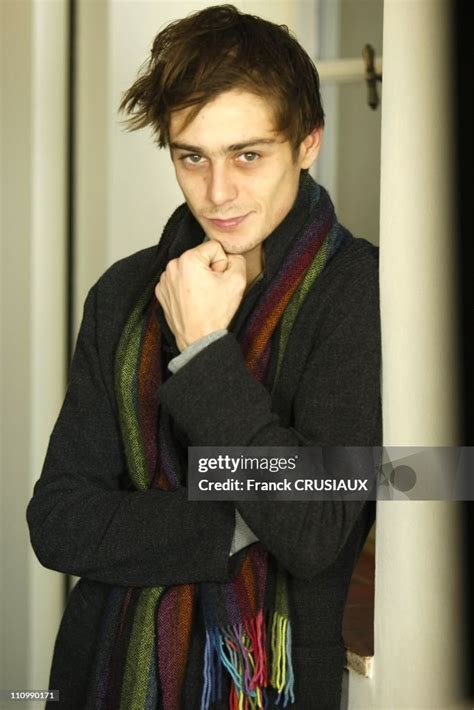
<box><xmin>169</xmin><ymin>89</ymin><xmax>322</xmax><ymax>260</ymax></box>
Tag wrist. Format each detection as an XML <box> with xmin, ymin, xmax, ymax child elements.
<box><xmin>180</xmin><ymin>325</ymin><xmax>227</xmax><ymax>351</ymax></box>
<box><xmin>169</xmin><ymin>330</ymin><xmax>228</xmax><ymax>373</ymax></box>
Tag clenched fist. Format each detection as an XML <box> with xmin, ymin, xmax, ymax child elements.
<box><xmin>155</xmin><ymin>240</ymin><xmax>247</xmax><ymax>352</ymax></box>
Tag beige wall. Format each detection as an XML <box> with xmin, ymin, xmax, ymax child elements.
<box><xmin>0</xmin><ymin>0</ymin><xmax>67</xmax><ymax>701</ymax></box>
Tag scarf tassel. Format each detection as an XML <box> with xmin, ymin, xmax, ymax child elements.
<box><xmin>200</xmin><ymin>610</ymin><xmax>295</xmax><ymax>710</ymax></box>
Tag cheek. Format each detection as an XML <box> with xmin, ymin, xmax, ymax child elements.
<box><xmin>265</xmin><ymin>169</ymin><xmax>294</xmax><ymax>201</ymax></box>
<box><xmin>265</xmin><ymin>169</ymin><xmax>300</xmax><ymax>220</ymax></box>
<box><xmin>175</xmin><ymin>171</ymin><xmax>203</xmax><ymax>206</ymax></box>
<box><xmin>245</xmin><ymin>170</ymin><xmax>282</xmax><ymax>208</ymax></box>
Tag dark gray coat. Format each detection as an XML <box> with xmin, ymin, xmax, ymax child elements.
<box><xmin>27</xmin><ymin>197</ymin><xmax>381</xmax><ymax>709</ymax></box>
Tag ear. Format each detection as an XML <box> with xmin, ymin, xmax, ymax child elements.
<box><xmin>299</xmin><ymin>126</ymin><xmax>323</xmax><ymax>169</ymax></box>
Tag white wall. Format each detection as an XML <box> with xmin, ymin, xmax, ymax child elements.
<box><xmin>0</xmin><ymin>0</ymin><xmax>67</xmax><ymax>702</ymax></box>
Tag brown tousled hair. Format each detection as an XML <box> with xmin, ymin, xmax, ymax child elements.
<box><xmin>119</xmin><ymin>4</ymin><xmax>324</xmax><ymax>149</ymax></box>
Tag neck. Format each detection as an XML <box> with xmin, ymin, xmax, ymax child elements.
<box><xmin>243</xmin><ymin>244</ymin><xmax>264</xmax><ymax>287</ymax></box>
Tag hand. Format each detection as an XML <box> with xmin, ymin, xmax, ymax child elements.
<box><xmin>155</xmin><ymin>241</ymin><xmax>247</xmax><ymax>351</ymax></box>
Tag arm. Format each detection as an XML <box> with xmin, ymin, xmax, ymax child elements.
<box><xmin>167</xmin><ymin>329</ymin><xmax>260</xmax><ymax>556</ymax></box>
<box><xmin>158</xmin><ymin>261</ymin><xmax>381</xmax><ymax>580</ymax></box>
<box><xmin>26</xmin><ymin>283</ymin><xmax>236</xmax><ymax>587</ymax></box>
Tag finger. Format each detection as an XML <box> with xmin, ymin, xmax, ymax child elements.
<box><xmin>165</xmin><ymin>258</ymin><xmax>178</xmax><ymax>276</ymax></box>
<box><xmin>155</xmin><ymin>282</ymin><xmax>162</xmax><ymax>303</ymax></box>
<box><xmin>192</xmin><ymin>240</ymin><xmax>228</xmax><ymax>268</ymax></box>
<box><xmin>225</xmin><ymin>254</ymin><xmax>247</xmax><ymax>277</ymax></box>
<box><xmin>210</xmin><ymin>256</ymin><xmax>229</xmax><ymax>273</ymax></box>
<box><xmin>156</xmin><ymin>271</ymin><xmax>167</xmax><ymax>291</ymax></box>
<box><xmin>155</xmin><ymin>279</ymin><xmax>167</xmax><ymax>306</ymax></box>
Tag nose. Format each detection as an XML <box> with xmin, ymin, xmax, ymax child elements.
<box><xmin>206</xmin><ymin>163</ymin><xmax>238</xmax><ymax>207</ymax></box>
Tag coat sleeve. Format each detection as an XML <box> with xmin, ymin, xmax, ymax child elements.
<box><xmin>26</xmin><ymin>283</ymin><xmax>236</xmax><ymax>587</ymax></box>
<box><xmin>158</xmin><ymin>262</ymin><xmax>381</xmax><ymax>581</ymax></box>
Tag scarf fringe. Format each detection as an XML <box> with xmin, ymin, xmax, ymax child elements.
<box><xmin>200</xmin><ymin>610</ymin><xmax>295</xmax><ymax>710</ymax></box>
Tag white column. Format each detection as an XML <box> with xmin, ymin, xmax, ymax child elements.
<box><xmin>0</xmin><ymin>0</ymin><xmax>67</xmax><ymax>694</ymax></box>
<box><xmin>350</xmin><ymin>1</ymin><xmax>466</xmax><ymax>708</ymax></box>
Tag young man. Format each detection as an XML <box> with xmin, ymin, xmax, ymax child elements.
<box><xmin>27</xmin><ymin>5</ymin><xmax>381</xmax><ymax>709</ymax></box>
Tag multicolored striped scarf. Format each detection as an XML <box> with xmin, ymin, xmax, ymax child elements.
<box><xmin>88</xmin><ymin>175</ymin><xmax>349</xmax><ymax>709</ymax></box>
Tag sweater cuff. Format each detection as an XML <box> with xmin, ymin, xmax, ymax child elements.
<box><xmin>230</xmin><ymin>509</ymin><xmax>259</xmax><ymax>555</ymax></box>
<box><xmin>168</xmin><ymin>330</ymin><xmax>228</xmax><ymax>373</ymax></box>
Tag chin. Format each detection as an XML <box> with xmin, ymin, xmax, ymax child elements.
<box><xmin>217</xmin><ymin>235</ymin><xmax>262</xmax><ymax>256</ymax></box>
<box><xmin>219</xmin><ymin>242</ymin><xmax>248</xmax><ymax>255</ymax></box>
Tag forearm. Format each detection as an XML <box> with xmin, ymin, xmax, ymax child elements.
<box><xmin>27</xmin><ymin>286</ymin><xmax>237</xmax><ymax>587</ymax></box>
<box><xmin>27</xmin><ymin>477</ymin><xmax>236</xmax><ymax>587</ymax></box>
<box><xmin>167</xmin><ymin>329</ymin><xmax>259</xmax><ymax>557</ymax></box>
<box><xmin>159</xmin><ymin>323</ymin><xmax>381</xmax><ymax>580</ymax></box>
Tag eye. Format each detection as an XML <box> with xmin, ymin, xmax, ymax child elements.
<box><xmin>180</xmin><ymin>154</ymin><xmax>205</xmax><ymax>166</ymax></box>
<box><xmin>238</xmin><ymin>151</ymin><xmax>260</xmax><ymax>163</ymax></box>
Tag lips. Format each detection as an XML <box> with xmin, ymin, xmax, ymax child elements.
<box><xmin>207</xmin><ymin>213</ymin><xmax>250</xmax><ymax>230</ymax></box>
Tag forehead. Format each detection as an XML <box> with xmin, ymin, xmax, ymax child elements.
<box><xmin>169</xmin><ymin>89</ymin><xmax>281</xmax><ymax>149</ymax></box>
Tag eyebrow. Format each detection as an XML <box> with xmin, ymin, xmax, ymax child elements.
<box><xmin>169</xmin><ymin>138</ymin><xmax>278</xmax><ymax>154</ymax></box>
